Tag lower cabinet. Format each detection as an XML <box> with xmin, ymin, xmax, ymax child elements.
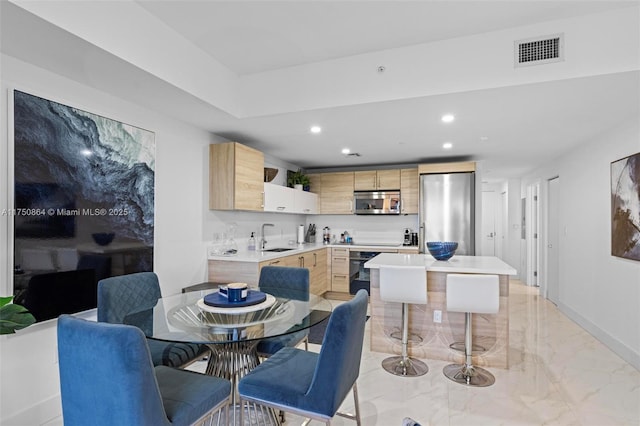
<box><xmin>208</xmin><ymin>250</ymin><xmax>329</xmax><ymax>296</ymax></box>
<box><xmin>258</xmin><ymin>248</ymin><xmax>328</xmax><ymax>296</ymax></box>
<box><xmin>330</xmin><ymin>247</ymin><xmax>350</xmax><ymax>293</ymax></box>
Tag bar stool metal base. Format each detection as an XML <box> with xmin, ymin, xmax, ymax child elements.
<box><xmin>443</xmin><ymin>363</ymin><xmax>495</xmax><ymax>387</ymax></box>
<box><xmin>382</xmin><ymin>356</ymin><xmax>429</xmax><ymax>377</ymax></box>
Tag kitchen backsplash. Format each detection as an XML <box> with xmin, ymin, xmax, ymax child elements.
<box><xmin>205</xmin><ymin>210</ymin><xmax>419</xmax><ymax>247</ymax></box>
<box><xmin>307</xmin><ymin>214</ymin><xmax>419</xmax><ymax>245</ymax></box>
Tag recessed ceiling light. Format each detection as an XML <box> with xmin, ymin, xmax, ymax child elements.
<box><xmin>81</xmin><ymin>149</ymin><xmax>93</xmax><ymax>156</ymax></box>
<box><xmin>442</xmin><ymin>142</ymin><xmax>453</xmax><ymax>149</ymax></box>
<box><xmin>310</xmin><ymin>126</ymin><xmax>322</xmax><ymax>134</ymax></box>
<box><xmin>479</xmin><ymin>136</ymin><xmax>489</xmax><ymax>141</ymax></box>
<box><xmin>441</xmin><ymin>114</ymin><xmax>455</xmax><ymax>123</ymax></box>
<box><xmin>341</xmin><ymin>148</ymin><xmax>350</xmax><ymax>155</ymax></box>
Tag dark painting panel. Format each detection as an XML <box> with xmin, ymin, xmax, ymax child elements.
<box><xmin>12</xmin><ymin>90</ymin><xmax>155</xmax><ymax>321</ymax></box>
<box><xmin>611</xmin><ymin>152</ymin><xmax>640</xmax><ymax>261</ymax></box>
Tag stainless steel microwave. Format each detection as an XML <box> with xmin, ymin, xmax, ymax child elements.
<box><xmin>353</xmin><ymin>191</ymin><xmax>401</xmax><ymax>215</ymax></box>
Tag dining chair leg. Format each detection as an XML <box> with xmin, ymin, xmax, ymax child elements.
<box><xmin>352</xmin><ymin>382</ymin><xmax>362</xmax><ymax>426</ymax></box>
<box><xmin>239</xmin><ymin>397</ymin><xmax>244</xmax><ymax>425</ymax></box>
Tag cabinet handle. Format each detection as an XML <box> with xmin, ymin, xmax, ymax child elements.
<box><xmin>349</xmin><ymin>200</ymin><xmax>353</xmax><ymax>212</ymax></box>
<box><xmin>277</xmin><ymin>206</ymin><xmax>286</xmax><ymax>210</ymax></box>
<box><xmin>313</xmin><ymin>253</ymin><xmax>317</xmax><ymax>267</ymax></box>
<box><xmin>261</xmin><ymin>192</ymin><xmax>265</xmax><ymax>208</ymax></box>
<box><xmin>270</xmin><ymin>260</ymin><xmax>280</xmax><ymax>265</ymax></box>
<box><xmin>373</xmin><ymin>177</ymin><xmax>377</xmax><ymax>188</ymax></box>
<box><xmin>299</xmin><ymin>256</ymin><xmax>304</xmax><ymax>267</ymax></box>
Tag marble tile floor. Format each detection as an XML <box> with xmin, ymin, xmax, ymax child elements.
<box><xmin>47</xmin><ymin>280</ymin><xmax>638</xmax><ymax>426</ymax></box>
<box><xmin>256</xmin><ymin>280</ymin><xmax>639</xmax><ymax>426</ymax></box>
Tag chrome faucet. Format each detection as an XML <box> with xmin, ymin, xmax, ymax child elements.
<box><xmin>260</xmin><ymin>223</ymin><xmax>275</xmax><ymax>250</ymax></box>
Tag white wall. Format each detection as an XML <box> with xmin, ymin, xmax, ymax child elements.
<box><xmin>0</xmin><ymin>54</ymin><xmax>348</xmax><ymax>424</ymax></box>
<box><xmin>522</xmin><ymin>118</ymin><xmax>640</xmax><ymax>369</ymax></box>
<box><xmin>0</xmin><ymin>53</ymin><xmax>230</xmax><ymax>425</ymax></box>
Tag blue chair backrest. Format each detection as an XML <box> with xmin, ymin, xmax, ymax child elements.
<box><xmin>307</xmin><ymin>289</ymin><xmax>368</xmax><ymax>416</ymax></box>
<box><xmin>97</xmin><ymin>272</ymin><xmax>161</xmax><ymax>336</ymax></box>
<box><xmin>258</xmin><ymin>266</ymin><xmax>309</xmax><ymax>301</ymax></box>
<box><xmin>57</xmin><ymin>315</ymin><xmax>170</xmax><ymax>426</ymax></box>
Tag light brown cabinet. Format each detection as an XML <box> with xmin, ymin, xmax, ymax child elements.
<box><xmin>298</xmin><ymin>249</ymin><xmax>328</xmax><ymax>295</ymax></box>
<box><xmin>400</xmin><ymin>168</ymin><xmax>419</xmax><ymax>214</ymax></box>
<box><xmin>258</xmin><ymin>249</ymin><xmax>328</xmax><ymax>295</ymax></box>
<box><xmin>209</xmin><ymin>142</ymin><xmax>264</xmax><ymax>211</ymax></box>
<box><xmin>330</xmin><ymin>247</ymin><xmax>350</xmax><ymax>293</ymax></box>
<box><xmin>354</xmin><ymin>169</ymin><xmax>400</xmax><ymax>191</ymax></box>
<box><xmin>209</xmin><ymin>249</ymin><xmax>329</xmax><ymax>296</ymax></box>
<box><xmin>317</xmin><ymin>172</ymin><xmax>354</xmax><ymax>214</ymax></box>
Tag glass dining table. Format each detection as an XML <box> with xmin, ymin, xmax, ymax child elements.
<box><xmin>147</xmin><ymin>288</ymin><xmax>333</xmax><ymax>425</ymax></box>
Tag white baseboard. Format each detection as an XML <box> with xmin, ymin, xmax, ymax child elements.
<box><xmin>1</xmin><ymin>394</ymin><xmax>61</xmax><ymax>426</ymax></box>
<box><xmin>559</xmin><ymin>302</ymin><xmax>640</xmax><ymax>371</ymax></box>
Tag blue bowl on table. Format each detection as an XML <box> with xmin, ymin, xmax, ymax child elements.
<box><xmin>426</xmin><ymin>241</ymin><xmax>458</xmax><ymax>261</ymax></box>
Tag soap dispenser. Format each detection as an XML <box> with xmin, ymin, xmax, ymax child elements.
<box><xmin>248</xmin><ymin>232</ymin><xmax>256</xmax><ymax>251</ymax></box>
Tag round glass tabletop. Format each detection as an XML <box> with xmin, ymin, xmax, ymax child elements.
<box><xmin>147</xmin><ymin>289</ymin><xmax>333</xmax><ymax>345</ymax></box>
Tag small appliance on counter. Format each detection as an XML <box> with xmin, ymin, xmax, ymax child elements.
<box><xmin>403</xmin><ymin>228</ymin><xmax>413</xmax><ymax>246</ymax></box>
<box><xmin>323</xmin><ymin>226</ymin><xmax>331</xmax><ymax>244</ymax></box>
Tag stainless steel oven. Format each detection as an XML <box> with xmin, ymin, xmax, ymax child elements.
<box><xmin>348</xmin><ymin>251</ymin><xmax>380</xmax><ymax>294</ymax></box>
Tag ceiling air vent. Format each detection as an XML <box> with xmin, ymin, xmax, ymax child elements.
<box><xmin>515</xmin><ymin>33</ymin><xmax>564</xmax><ymax>67</ymax></box>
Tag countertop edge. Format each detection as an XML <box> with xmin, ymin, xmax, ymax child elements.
<box><xmin>208</xmin><ymin>243</ymin><xmax>419</xmax><ymax>262</ymax></box>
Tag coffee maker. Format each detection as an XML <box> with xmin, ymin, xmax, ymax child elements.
<box><xmin>403</xmin><ymin>228</ymin><xmax>412</xmax><ymax>246</ymax></box>
<box><xmin>403</xmin><ymin>228</ymin><xmax>418</xmax><ymax>246</ymax></box>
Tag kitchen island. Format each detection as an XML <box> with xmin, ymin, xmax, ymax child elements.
<box><xmin>364</xmin><ymin>253</ymin><xmax>517</xmax><ymax>369</ymax></box>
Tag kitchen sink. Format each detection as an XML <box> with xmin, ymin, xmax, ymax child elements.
<box><xmin>263</xmin><ymin>247</ymin><xmax>295</xmax><ymax>252</ymax></box>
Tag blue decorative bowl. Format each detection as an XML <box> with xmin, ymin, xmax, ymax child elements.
<box><xmin>92</xmin><ymin>232</ymin><xmax>115</xmax><ymax>246</ymax></box>
<box><xmin>426</xmin><ymin>241</ymin><xmax>458</xmax><ymax>261</ymax></box>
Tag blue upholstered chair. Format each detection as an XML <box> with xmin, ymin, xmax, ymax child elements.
<box><xmin>256</xmin><ymin>266</ymin><xmax>310</xmax><ymax>357</ymax></box>
<box><xmin>97</xmin><ymin>272</ymin><xmax>209</xmax><ymax>368</ymax></box>
<box><xmin>57</xmin><ymin>315</ymin><xmax>231</xmax><ymax>426</ymax></box>
<box><xmin>238</xmin><ymin>289</ymin><xmax>369</xmax><ymax>425</ymax></box>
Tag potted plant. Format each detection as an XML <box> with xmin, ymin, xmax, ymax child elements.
<box><xmin>0</xmin><ymin>296</ymin><xmax>36</xmax><ymax>334</ymax></box>
<box><xmin>287</xmin><ymin>169</ymin><xmax>310</xmax><ymax>191</ymax></box>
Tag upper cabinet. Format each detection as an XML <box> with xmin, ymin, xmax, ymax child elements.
<box><xmin>210</xmin><ymin>142</ymin><xmax>264</xmax><ymax>211</ymax></box>
<box><xmin>314</xmin><ymin>172</ymin><xmax>354</xmax><ymax>214</ymax></box>
<box><xmin>418</xmin><ymin>161</ymin><xmax>476</xmax><ymax>174</ymax></box>
<box><xmin>354</xmin><ymin>169</ymin><xmax>400</xmax><ymax>191</ymax></box>
<box><xmin>400</xmin><ymin>168</ymin><xmax>419</xmax><ymax>214</ymax></box>
<box><xmin>263</xmin><ymin>183</ymin><xmax>318</xmax><ymax>214</ymax></box>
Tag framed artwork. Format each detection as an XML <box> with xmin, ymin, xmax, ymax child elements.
<box><xmin>611</xmin><ymin>152</ymin><xmax>640</xmax><ymax>261</ymax></box>
<box><xmin>12</xmin><ymin>90</ymin><xmax>155</xmax><ymax>321</ymax></box>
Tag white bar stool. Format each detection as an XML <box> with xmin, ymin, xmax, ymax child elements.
<box><xmin>443</xmin><ymin>273</ymin><xmax>499</xmax><ymax>387</ymax></box>
<box><xmin>379</xmin><ymin>265</ymin><xmax>429</xmax><ymax>377</ymax></box>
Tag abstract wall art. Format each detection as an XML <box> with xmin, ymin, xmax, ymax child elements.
<box><xmin>12</xmin><ymin>90</ymin><xmax>155</xmax><ymax>320</ymax></box>
<box><xmin>611</xmin><ymin>152</ymin><xmax>640</xmax><ymax>261</ymax></box>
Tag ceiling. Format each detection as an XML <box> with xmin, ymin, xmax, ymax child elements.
<box><xmin>3</xmin><ymin>1</ymin><xmax>640</xmax><ymax>180</ymax></box>
<box><xmin>136</xmin><ymin>0</ymin><xmax>634</xmax><ymax>76</ymax></box>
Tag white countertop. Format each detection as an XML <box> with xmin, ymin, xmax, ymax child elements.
<box><xmin>207</xmin><ymin>242</ymin><xmax>419</xmax><ymax>262</ymax></box>
<box><xmin>364</xmin><ymin>253</ymin><xmax>517</xmax><ymax>275</ymax></box>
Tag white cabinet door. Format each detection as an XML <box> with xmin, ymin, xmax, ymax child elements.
<box><xmin>263</xmin><ymin>183</ymin><xmax>294</xmax><ymax>212</ymax></box>
<box><xmin>294</xmin><ymin>190</ymin><xmax>318</xmax><ymax>214</ymax></box>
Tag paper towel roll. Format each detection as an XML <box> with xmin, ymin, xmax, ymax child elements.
<box><xmin>297</xmin><ymin>225</ymin><xmax>305</xmax><ymax>244</ymax></box>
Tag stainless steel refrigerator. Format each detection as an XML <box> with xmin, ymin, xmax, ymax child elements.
<box><xmin>419</xmin><ymin>172</ymin><xmax>475</xmax><ymax>255</ymax></box>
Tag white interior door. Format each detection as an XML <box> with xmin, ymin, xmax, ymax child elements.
<box><xmin>547</xmin><ymin>177</ymin><xmax>560</xmax><ymax>305</ymax></box>
<box><xmin>481</xmin><ymin>190</ymin><xmax>496</xmax><ymax>255</ymax></box>
<box><xmin>496</xmin><ymin>191</ymin><xmax>507</xmax><ymax>260</ymax></box>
